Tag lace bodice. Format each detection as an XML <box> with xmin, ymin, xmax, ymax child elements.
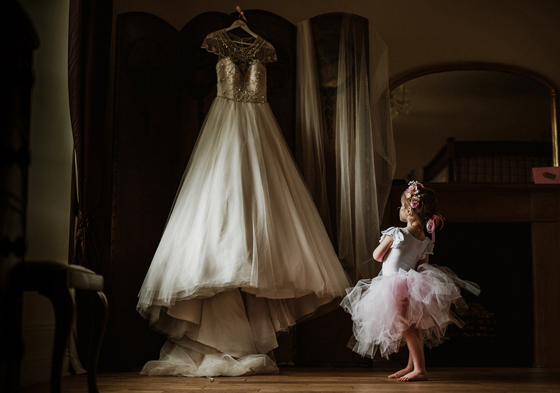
<box><xmin>202</xmin><ymin>29</ymin><xmax>277</xmax><ymax>104</ymax></box>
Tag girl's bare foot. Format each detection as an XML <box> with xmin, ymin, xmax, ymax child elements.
<box><xmin>397</xmin><ymin>370</ymin><xmax>428</xmax><ymax>382</ymax></box>
<box><xmin>388</xmin><ymin>366</ymin><xmax>413</xmax><ymax>379</ymax></box>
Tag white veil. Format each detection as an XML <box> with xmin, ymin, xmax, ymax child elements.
<box><xmin>296</xmin><ymin>14</ymin><xmax>395</xmax><ymax>282</ymax></box>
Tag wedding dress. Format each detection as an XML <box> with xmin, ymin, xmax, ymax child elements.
<box><xmin>137</xmin><ymin>28</ymin><xmax>351</xmax><ymax>377</ymax></box>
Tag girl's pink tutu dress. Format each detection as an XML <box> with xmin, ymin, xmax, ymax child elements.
<box><xmin>341</xmin><ymin>227</ymin><xmax>480</xmax><ymax>359</ymax></box>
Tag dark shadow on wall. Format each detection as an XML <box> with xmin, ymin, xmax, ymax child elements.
<box><xmin>419</xmin><ymin>222</ymin><xmax>533</xmax><ymax>367</ymax></box>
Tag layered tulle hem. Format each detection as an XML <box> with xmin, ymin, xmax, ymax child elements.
<box><xmin>139</xmin><ymin>288</ymin><xmax>340</xmax><ymax>343</ymax></box>
<box><xmin>140</xmin><ymin>337</ymin><xmax>279</xmax><ymax>377</ymax></box>
<box><xmin>138</xmin><ymin>281</ymin><xmax>345</xmax><ymax>309</ymax></box>
<box><xmin>138</xmin><ymin>289</ymin><xmax>340</xmax><ymax>377</ymax></box>
<box><xmin>341</xmin><ymin>264</ymin><xmax>479</xmax><ymax>359</ymax></box>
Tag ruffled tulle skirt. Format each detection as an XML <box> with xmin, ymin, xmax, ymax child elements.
<box><xmin>137</xmin><ymin>97</ymin><xmax>351</xmax><ymax>376</ymax></box>
<box><xmin>141</xmin><ymin>335</ymin><xmax>279</xmax><ymax>378</ymax></box>
<box><xmin>340</xmin><ymin>264</ymin><xmax>480</xmax><ymax>359</ymax></box>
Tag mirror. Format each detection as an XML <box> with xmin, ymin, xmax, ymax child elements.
<box><xmin>390</xmin><ymin>69</ymin><xmax>556</xmax><ymax>182</ymax></box>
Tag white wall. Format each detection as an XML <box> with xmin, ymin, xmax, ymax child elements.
<box><xmin>19</xmin><ymin>0</ymin><xmax>73</xmax><ymax>387</ymax></box>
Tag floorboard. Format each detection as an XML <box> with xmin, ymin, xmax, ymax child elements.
<box><xmin>20</xmin><ymin>367</ymin><xmax>560</xmax><ymax>393</ymax></box>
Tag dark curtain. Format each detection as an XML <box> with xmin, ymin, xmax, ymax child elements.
<box><xmin>1</xmin><ymin>3</ymin><xmax>39</xmax><ymax>389</ymax></box>
<box><xmin>68</xmin><ymin>0</ymin><xmax>113</xmax><ymax>272</ymax></box>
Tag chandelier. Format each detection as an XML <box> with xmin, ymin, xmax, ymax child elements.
<box><xmin>390</xmin><ymin>85</ymin><xmax>411</xmax><ymax>119</ymax></box>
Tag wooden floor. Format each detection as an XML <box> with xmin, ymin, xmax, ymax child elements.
<box><xmin>21</xmin><ymin>367</ymin><xmax>560</xmax><ymax>393</ymax></box>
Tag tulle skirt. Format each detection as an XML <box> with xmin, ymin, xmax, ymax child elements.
<box><xmin>138</xmin><ymin>97</ymin><xmax>351</xmax><ymax>376</ymax></box>
<box><xmin>340</xmin><ymin>264</ymin><xmax>480</xmax><ymax>359</ymax></box>
<box><xmin>141</xmin><ymin>333</ymin><xmax>279</xmax><ymax>378</ymax></box>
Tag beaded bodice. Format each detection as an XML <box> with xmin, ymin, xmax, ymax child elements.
<box><xmin>202</xmin><ymin>29</ymin><xmax>277</xmax><ymax>104</ymax></box>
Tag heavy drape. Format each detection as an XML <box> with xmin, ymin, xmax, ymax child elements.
<box><xmin>68</xmin><ymin>0</ymin><xmax>112</xmax><ymax>271</ymax></box>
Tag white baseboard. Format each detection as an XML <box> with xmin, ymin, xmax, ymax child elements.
<box><xmin>20</xmin><ymin>322</ymin><xmax>70</xmax><ymax>388</ymax></box>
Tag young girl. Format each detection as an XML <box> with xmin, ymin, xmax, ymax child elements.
<box><xmin>341</xmin><ymin>181</ymin><xmax>480</xmax><ymax>382</ymax></box>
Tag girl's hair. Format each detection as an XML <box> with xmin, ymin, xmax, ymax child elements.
<box><xmin>402</xmin><ymin>181</ymin><xmax>438</xmax><ymax>228</ymax></box>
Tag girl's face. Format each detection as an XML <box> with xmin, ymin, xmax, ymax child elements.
<box><xmin>399</xmin><ymin>195</ymin><xmax>410</xmax><ymax>222</ymax></box>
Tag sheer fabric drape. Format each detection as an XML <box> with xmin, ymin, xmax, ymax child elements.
<box><xmin>296</xmin><ymin>15</ymin><xmax>395</xmax><ymax>283</ymax></box>
<box><xmin>295</xmin><ymin>21</ymin><xmax>333</xmax><ymax>240</ymax></box>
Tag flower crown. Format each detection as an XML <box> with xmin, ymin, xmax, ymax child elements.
<box><xmin>404</xmin><ymin>180</ymin><xmax>445</xmax><ymax>241</ymax></box>
<box><xmin>404</xmin><ymin>180</ymin><xmax>423</xmax><ymax>208</ymax></box>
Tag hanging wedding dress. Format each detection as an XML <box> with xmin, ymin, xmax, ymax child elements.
<box><xmin>137</xmin><ymin>28</ymin><xmax>351</xmax><ymax>377</ymax></box>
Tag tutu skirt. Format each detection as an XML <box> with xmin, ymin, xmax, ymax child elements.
<box><xmin>341</xmin><ymin>264</ymin><xmax>480</xmax><ymax>359</ymax></box>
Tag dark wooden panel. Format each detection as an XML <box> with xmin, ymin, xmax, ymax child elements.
<box><xmin>110</xmin><ymin>12</ymin><xmax>182</xmax><ymax>370</ymax></box>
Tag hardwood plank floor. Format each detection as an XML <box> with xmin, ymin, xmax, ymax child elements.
<box><xmin>20</xmin><ymin>367</ymin><xmax>560</xmax><ymax>393</ymax></box>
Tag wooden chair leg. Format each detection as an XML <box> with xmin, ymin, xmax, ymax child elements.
<box><xmin>86</xmin><ymin>291</ymin><xmax>108</xmax><ymax>393</ymax></box>
<box><xmin>42</xmin><ymin>287</ymin><xmax>75</xmax><ymax>393</ymax></box>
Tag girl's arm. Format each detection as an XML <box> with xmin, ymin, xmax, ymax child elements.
<box><xmin>415</xmin><ymin>255</ymin><xmax>429</xmax><ymax>269</ymax></box>
<box><xmin>373</xmin><ymin>235</ymin><xmax>393</xmax><ymax>262</ymax></box>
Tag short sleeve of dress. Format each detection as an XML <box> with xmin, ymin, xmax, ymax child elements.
<box><xmin>421</xmin><ymin>241</ymin><xmax>435</xmax><ymax>259</ymax></box>
<box><xmin>260</xmin><ymin>42</ymin><xmax>277</xmax><ymax>64</ymax></box>
<box><xmin>201</xmin><ymin>31</ymin><xmax>222</xmax><ymax>57</ymax></box>
<box><xmin>380</xmin><ymin>227</ymin><xmax>405</xmax><ymax>249</ymax></box>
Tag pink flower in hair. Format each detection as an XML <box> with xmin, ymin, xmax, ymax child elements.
<box><xmin>405</xmin><ymin>181</ymin><xmax>423</xmax><ymax>209</ymax></box>
<box><xmin>426</xmin><ymin>214</ymin><xmax>445</xmax><ymax>242</ymax></box>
